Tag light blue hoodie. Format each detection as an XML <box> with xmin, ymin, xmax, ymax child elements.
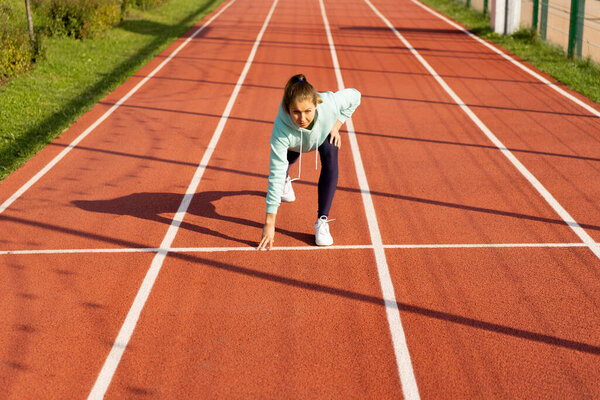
<box><xmin>266</xmin><ymin>88</ymin><xmax>361</xmax><ymax>214</ymax></box>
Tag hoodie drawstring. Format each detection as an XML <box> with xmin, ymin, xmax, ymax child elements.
<box><xmin>315</xmin><ymin>135</ymin><xmax>318</xmax><ymax>170</ymax></box>
<box><xmin>290</xmin><ymin>128</ymin><xmax>318</xmax><ymax>182</ymax></box>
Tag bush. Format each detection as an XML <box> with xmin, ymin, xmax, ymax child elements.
<box><xmin>41</xmin><ymin>0</ymin><xmax>121</xmax><ymax>39</ymax></box>
<box><xmin>0</xmin><ymin>4</ymin><xmax>37</xmax><ymax>81</ymax></box>
<box><xmin>0</xmin><ymin>0</ymin><xmax>168</xmax><ymax>83</ymax></box>
<box><xmin>0</xmin><ymin>31</ymin><xmax>36</xmax><ymax>81</ymax></box>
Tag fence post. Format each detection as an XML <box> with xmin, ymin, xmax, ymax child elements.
<box><xmin>503</xmin><ymin>0</ymin><xmax>510</xmax><ymax>34</ymax></box>
<box><xmin>484</xmin><ymin>0</ymin><xmax>488</xmax><ymax>14</ymax></box>
<box><xmin>532</xmin><ymin>0</ymin><xmax>539</xmax><ymax>32</ymax></box>
<box><xmin>540</xmin><ymin>0</ymin><xmax>549</xmax><ymax>40</ymax></box>
<box><xmin>568</xmin><ymin>0</ymin><xmax>586</xmax><ymax>58</ymax></box>
<box><xmin>467</xmin><ymin>0</ymin><xmax>471</xmax><ymax>8</ymax></box>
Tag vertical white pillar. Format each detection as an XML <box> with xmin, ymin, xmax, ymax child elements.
<box><xmin>491</xmin><ymin>0</ymin><xmax>521</xmax><ymax>34</ymax></box>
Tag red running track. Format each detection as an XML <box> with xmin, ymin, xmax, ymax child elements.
<box><xmin>1</xmin><ymin>0</ymin><xmax>599</xmax><ymax>398</ymax></box>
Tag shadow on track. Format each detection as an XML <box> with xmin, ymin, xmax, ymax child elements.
<box><xmin>353</xmin><ymin>130</ymin><xmax>600</xmax><ymax>163</ymax></box>
<box><xmin>49</xmin><ymin>137</ymin><xmax>599</xmax><ymax>233</ymax></box>
<box><xmin>3</xmin><ymin>210</ymin><xmax>597</xmax><ymax>357</ymax></box>
<box><xmin>170</xmin><ymin>250</ymin><xmax>600</xmax><ymax>356</ymax></box>
<box><xmin>72</xmin><ymin>190</ymin><xmax>314</xmax><ymax>246</ymax></box>
<box><xmin>339</xmin><ymin>25</ymin><xmax>478</xmax><ymax>35</ymax></box>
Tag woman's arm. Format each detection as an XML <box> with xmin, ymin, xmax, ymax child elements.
<box><xmin>265</xmin><ymin>134</ymin><xmax>289</xmax><ymax>214</ymax></box>
<box><xmin>329</xmin><ymin>120</ymin><xmax>343</xmax><ymax>148</ymax></box>
<box><xmin>259</xmin><ymin>131</ymin><xmax>288</xmax><ymax>250</ymax></box>
<box><xmin>258</xmin><ymin>213</ymin><xmax>277</xmax><ymax>250</ymax></box>
<box><xmin>329</xmin><ymin>89</ymin><xmax>360</xmax><ymax>148</ymax></box>
<box><xmin>333</xmin><ymin>88</ymin><xmax>361</xmax><ymax>123</ymax></box>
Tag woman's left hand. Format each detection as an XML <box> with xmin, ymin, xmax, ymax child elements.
<box><xmin>330</xmin><ymin>126</ymin><xmax>341</xmax><ymax>148</ymax></box>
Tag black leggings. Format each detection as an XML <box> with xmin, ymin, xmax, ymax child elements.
<box><xmin>287</xmin><ymin>134</ymin><xmax>338</xmax><ymax>218</ymax></box>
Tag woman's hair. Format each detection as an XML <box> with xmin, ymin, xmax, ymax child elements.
<box><xmin>282</xmin><ymin>74</ymin><xmax>322</xmax><ymax>113</ymax></box>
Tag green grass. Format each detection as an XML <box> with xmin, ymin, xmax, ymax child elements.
<box><xmin>418</xmin><ymin>0</ymin><xmax>600</xmax><ymax>104</ymax></box>
<box><xmin>0</xmin><ymin>0</ymin><xmax>29</xmax><ymax>30</ymax></box>
<box><xmin>0</xmin><ymin>0</ymin><xmax>223</xmax><ymax>180</ymax></box>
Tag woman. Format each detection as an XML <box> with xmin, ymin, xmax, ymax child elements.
<box><xmin>258</xmin><ymin>74</ymin><xmax>361</xmax><ymax>250</ymax></box>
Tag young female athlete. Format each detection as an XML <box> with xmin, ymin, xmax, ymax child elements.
<box><xmin>257</xmin><ymin>74</ymin><xmax>361</xmax><ymax>250</ymax></box>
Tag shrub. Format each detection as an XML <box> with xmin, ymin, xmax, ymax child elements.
<box><xmin>0</xmin><ymin>31</ymin><xmax>36</xmax><ymax>81</ymax></box>
<box><xmin>41</xmin><ymin>0</ymin><xmax>121</xmax><ymax>39</ymax></box>
<box><xmin>0</xmin><ymin>4</ymin><xmax>37</xmax><ymax>81</ymax></box>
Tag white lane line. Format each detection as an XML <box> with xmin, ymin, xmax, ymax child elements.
<box><xmin>87</xmin><ymin>0</ymin><xmax>280</xmax><ymax>397</ymax></box>
<box><xmin>385</xmin><ymin>242</ymin><xmax>593</xmax><ymax>249</ymax></box>
<box><xmin>410</xmin><ymin>0</ymin><xmax>600</xmax><ymax>119</ymax></box>
<box><xmin>174</xmin><ymin>244</ymin><xmax>373</xmax><ymax>251</ymax></box>
<box><xmin>0</xmin><ymin>243</ymin><xmax>593</xmax><ymax>256</ymax></box>
<box><xmin>0</xmin><ymin>0</ymin><xmax>236</xmax><ymax>216</ymax></box>
<box><xmin>363</xmin><ymin>0</ymin><xmax>600</xmax><ymax>261</ymax></box>
<box><xmin>319</xmin><ymin>0</ymin><xmax>420</xmax><ymax>398</ymax></box>
<box><xmin>0</xmin><ymin>248</ymin><xmax>162</xmax><ymax>255</ymax></box>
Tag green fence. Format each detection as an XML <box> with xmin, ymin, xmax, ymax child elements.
<box><xmin>457</xmin><ymin>0</ymin><xmax>600</xmax><ymax>60</ymax></box>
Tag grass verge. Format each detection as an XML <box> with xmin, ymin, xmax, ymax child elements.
<box><xmin>417</xmin><ymin>0</ymin><xmax>600</xmax><ymax>104</ymax></box>
<box><xmin>0</xmin><ymin>0</ymin><xmax>224</xmax><ymax>181</ymax></box>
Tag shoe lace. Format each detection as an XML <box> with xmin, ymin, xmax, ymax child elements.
<box><xmin>317</xmin><ymin>216</ymin><xmax>335</xmax><ymax>232</ymax></box>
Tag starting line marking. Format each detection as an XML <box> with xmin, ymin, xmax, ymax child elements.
<box><xmin>0</xmin><ymin>242</ymin><xmax>593</xmax><ymax>256</ymax></box>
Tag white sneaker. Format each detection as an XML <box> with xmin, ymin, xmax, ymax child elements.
<box><xmin>315</xmin><ymin>216</ymin><xmax>334</xmax><ymax>246</ymax></box>
<box><xmin>281</xmin><ymin>176</ymin><xmax>295</xmax><ymax>202</ymax></box>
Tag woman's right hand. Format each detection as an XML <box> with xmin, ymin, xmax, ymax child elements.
<box><xmin>258</xmin><ymin>213</ymin><xmax>276</xmax><ymax>250</ymax></box>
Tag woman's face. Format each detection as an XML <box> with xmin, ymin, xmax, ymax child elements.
<box><xmin>289</xmin><ymin>98</ymin><xmax>316</xmax><ymax>128</ymax></box>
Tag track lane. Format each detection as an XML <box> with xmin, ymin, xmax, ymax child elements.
<box><xmin>0</xmin><ymin>252</ymin><xmax>155</xmax><ymax>399</ymax></box>
<box><xmin>386</xmin><ymin>247</ymin><xmax>600</xmax><ymax>399</ymax></box>
<box><xmin>323</xmin><ymin>0</ymin><xmax>579</xmax><ymax>246</ymax></box>
<box><xmin>366</xmin><ymin>0</ymin><xmax>600</xmax><ymax>243</ymax></box>
<box><xmin>87</xmin><ymin>0</ymin><xmax>285</xmax><ymax>396</ymax></box>
<box><xmin>0</xmin><ymin>1</ymin><xmax>277</xmax><ymax>398</ymax></box>
<box><xmin>0</xmin><ymin>0</ymin><xmax>265</xmax><ymax>251</ymax></box>
<box><xmin>99</xmin><ymin>0</ymin><xmax>406</xmax><ymax>397</ymax></box>
<box><xmin>323</xmin><ymin>0</ymin><xmax>600</xmax><ymax>397</ymax></box>
<box><xmin>104</xmin><ymin>250</ymin><xmax>403</xmax><ymax>398</ymax></box>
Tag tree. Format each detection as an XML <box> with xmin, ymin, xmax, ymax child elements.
<box><xmin>24</xmin><ymin>0</ymin><xmax>35</xmax><ymax>46</ymax></box>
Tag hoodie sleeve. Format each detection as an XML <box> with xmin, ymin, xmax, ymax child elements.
<box><xmin>265</xmin><ymin>130</ymin><xmax>289</xmax><ymax>214</ymax></box>
<box><xmin>333</xmin><ymin>88</ymin><xmax>361</xmax><ymax>124</ymax></box>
